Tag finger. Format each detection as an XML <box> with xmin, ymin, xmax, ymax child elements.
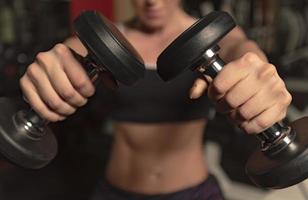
<box><xmin>234</xmin><ymin>75</ymin><xmax>286</xmax><ymax>122</ymax></box>
<box><xmin>239</xmin><ymin>104</ymin><xmax>287</xmax><ymax>134</ymax></box>
<box><xmin>215</xmin><ymin>74</ymin><xmax>261</xmax><ymax>113</ymax></box>
<box><xmin>26</xmin><ymin>63</ymin><xmax>77</xmax><ymax>116</ymax></box>
<box><xmin>229</xmin><ymin>78</ymin><xmax>291</xmax><ymax>131</ymax></box>
<box><xmin>20</xmin><ymin>76</ymin><xmax>66</xmax><ymax>122</ymax></box>
<box><xmin>190</xmin><ymin>78</ymin><xmax>209</xmax><ymax>99</ymax></box>
<box><xmin>234</xmin><ymin>90</ymin><xmax>275</xmax><ymax>125</ymax></box>
<box><xmin>227</xmin><ymin>109</ymin><xmax>245</xmax><ymax>125</ymax></box>
<box><xmin>36</xmin><ymin>50</ymin><xmax>88</xmax><ymax>108</ymax></box>
<box><xmin>208</xmin><ymin>53</ymin><xmax>263</xmax><ymax>101</ymax></box>
<box><xmin>52</xmin><ymin>44</ymin><xmax>95</xmax><ymax>98</ymax></box>
<box><xmin>208</xmin><ymin>59</ymin><xmax>248</xmax><ymax>101</ymax></box>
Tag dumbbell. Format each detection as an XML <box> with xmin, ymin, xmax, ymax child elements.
<box><xmin>0</xmin><ymin>11</ymin><xmax>145</xmax><ymax>169</ymax></box>
<box><xmin>157</xmin><ymin>11</ymin><xmax>308</xmax><ymax>189</ymax></box>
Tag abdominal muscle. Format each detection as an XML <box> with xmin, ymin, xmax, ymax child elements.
<box><xmin>105</xmin><ymin>119</ymin><xmax>209</xmax><ymax>194</ymax></box>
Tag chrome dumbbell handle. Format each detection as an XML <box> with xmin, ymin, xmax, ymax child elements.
<box><xmin>198</xmin><ymin>45</ymin><xmax>290</xmax><ymax>149</ymax></box>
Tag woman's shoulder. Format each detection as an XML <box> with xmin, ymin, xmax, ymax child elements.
<box><xmin>115</xmin><ymin>18</ymin><xmax>138</xmax><ymax>34</ymax></box>
<box><xmin>115</xmin><ymin>22</ymin><xmax>126</xmax><ymax>33</ymax></box>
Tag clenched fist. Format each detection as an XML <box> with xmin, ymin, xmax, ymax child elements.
<box><xmin>20</xmin><ymin>43</ymin><xmax>95</xmax><ymax>122</ymax></box>
<box><xmin>190</xmin><ymin>52</ymin><xmax>292</xmax><ymax>134</ymax></box>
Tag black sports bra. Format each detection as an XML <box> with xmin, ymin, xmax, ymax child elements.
<box><xmin>97</xmin><ymin>24</ymin><xmax>213</xmax><ymax>122</ymax></box>
<box><xmin>106</xmin><ymin>67</ymin><xmax>213</xmax><ymax>122</ymax></box>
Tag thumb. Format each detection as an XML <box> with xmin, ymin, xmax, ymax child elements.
<box><xmin>189</xmin><ymin>78</ymin><xmax>209</xmax><ymax>99</ymax></box>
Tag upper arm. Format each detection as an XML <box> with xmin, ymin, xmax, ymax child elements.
<box><xmin>218</xmin><ymin>26</ymin><xmax>247</xmax><ymax>59</ymax></box>
<box><xmin>218</xmin><ymin>26</ymin><xmax>267</xmax><ymax>62</ymax></box>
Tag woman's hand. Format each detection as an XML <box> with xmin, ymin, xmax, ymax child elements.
<box><xmin>20</xmin><ymin>43</ymin><xmax>95</xmax><ymax>122</ymax></box>
<box><xmin>190</xmin><ymin>52</ymin><xmax>292</xmax><ymax>134</ymax></box>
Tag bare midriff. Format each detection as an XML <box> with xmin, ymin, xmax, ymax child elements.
<box><xmin>105</xmin><ymin>119</ymin><xmax>209</xmax><ymax>194</ymax></box>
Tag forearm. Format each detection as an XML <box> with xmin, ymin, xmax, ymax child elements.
<box><xmin>219</xmin><ymin>27</ymin><xmax>267</xmax><ymax>62</ymax></box>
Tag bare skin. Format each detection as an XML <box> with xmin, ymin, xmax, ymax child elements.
<box><xmin>20</xmin><ymin>0</ymin><xmax>292</xmax><ymax>195</ymax></box>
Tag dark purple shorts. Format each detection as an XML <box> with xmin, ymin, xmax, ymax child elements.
<box><xmin>91</xmin><ymin>175</ymin><xmax>225</xmax><ymax>200</ymax></box>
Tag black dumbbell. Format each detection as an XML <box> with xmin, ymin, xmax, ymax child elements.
<box><xmin>157</xmin><ymin>11</ymin><xmax>308</xmax><ymax>189</ymax></box>
<box><xmin>0</xmin><ymin>11</ymin><xmax>145</xmax><ymax>169</ymax></box>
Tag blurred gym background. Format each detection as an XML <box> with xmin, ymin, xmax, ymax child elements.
<box><xmin>0</xmin><ymin>0</ymin><xmax>307</xmax><ymax>200</ymax></box>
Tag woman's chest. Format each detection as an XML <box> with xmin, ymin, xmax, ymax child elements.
<box><xmin>125</xmin><ymin>33</ymin><xmax>176</xmax><ymax>65</ymax></box>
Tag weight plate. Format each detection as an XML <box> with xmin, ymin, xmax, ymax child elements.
<box><xmin>74</xmin><ymin>11</ymin><xmax>145</xmax><ymax>85</ymax></box>
<box><xmin>0</xmin><ymin>97</ymin><xmax>57</xmax><ymax>169</ymax></box>
<box><xmin>157</xmin><ymin>11</ymin><xmax>235</xmax><ymax>81</ymax></box>
<box><xmin>246</xmin><ymin>117</ymin><xmax>308</xmax><ymax>189</ymax></box>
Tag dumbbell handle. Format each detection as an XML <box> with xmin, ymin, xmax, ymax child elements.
<box><xmin>200</xmin><ymin>45</ymin><xmax>288</xmax><ymax>145</ymax></box>
<box><xmin>22</xmin><ymin>49</ymin><xmax>104</xmax><ymax>138</ymax></box>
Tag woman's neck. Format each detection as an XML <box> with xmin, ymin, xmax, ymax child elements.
<box><xmin>122</xmin><ymin>11</ymin><xmax>197</xmax><ymax>65</ymax></box>
<box><xmin>129</xmin><ymin>10</ymin><xmax>196</xmax><ymax>36</ymax></box>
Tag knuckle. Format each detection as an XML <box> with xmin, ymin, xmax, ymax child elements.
<box><xmin>240</xmin><ymin>123</ymin><xmax>253</xmax><ymax>134</ymax></box>
<box><xmin>75</xmin><ymin>79</ymin><xmax>95</xmax><ymax>97</ymax></box>
<box><xmin>276</xmin><ymin>84</ymin><xmax>292</xmax><ymax>106</ymax></box>
<box><xmin>67</xmin><ymin>107</ymin><xmax>77</xmax><ymax>115</ymax></box>
<box><xmin>60</xmin><ymin>88</ymin><xmax>76</xmax><ymax>101</ymax></box>
<box><xmin>264</xmin><ymin>64</ymin><xmax>277</xmax><ymax>76</ymax></box>
<box><xmin>88</xmin><ymin>86</ymin><xmax>96</xmax><ymax>96</ymax></box>
<box><xmin>82</xmin><ymin>98</ymin><xmax>88</xmax><ymax>106</ymax></box>
<box><xmin>225</xmin><ymin>93</ymin><xmax>238</xmax><ymax>109</ymax></box>
<box><xmin>46</xmin><ymin>99</ymin><xmax>62</xmax><ymax>111</ymax></box>
<box><xmin>242</xmin><ymin>52</ymin><xmax>260</xmax><ymax>64</ymax></box>
<box><xmin>36</xmin><ymin>52</ymin><xmax>53</xmax><ymax>71</ymax></box>
<box><xmin>276</xmin><ymin>79</ymin><xmax>286</xmax><ymax>89</ymax></box>
<box><xmin>255</xmin><ymin>117</ymin><xmax>270</xmax><ymax>129</ymax></box>
<box><xmin>285</xmin><ymin>92</ymin><xmax>292</xmax><ymax>105</ymax></box>
<box><xmin>26</xmin><ymin>64</ymin><xmax>39</xmax><ymax>80</ymax></box>
<box><xmin>84</xmin><ymin>88</ymin><xmax>95</xmax><ymax>98</ymax></box>
<box><xmin>54</xmin><ymin>43</ymin><xmax>69</xmax><ymax>56</ymax></box>
<box><xmin>74</xmin><ymin>78</ymin><xmax>88</xmax><ymax>90</ymax></box>
<box><xmin>258</xmin><ymin>64</ymin><xmax>277</xmax><ymax>80</ymax></box>
<box><xmin>272</xmin><ymin>80</ymin><xmax>284</xmax><ymax>94</ymax></box>
<box><xmin>19</xmin><ymin>76</ymin><xmax>27</xmax><ymax>88</ymax></box>
<box><xmin>279</xmin><ymin>90</ymin><xmax>291</xmax><ymax>105</ymax></box>
<box><xmin>78</xmin><ymin>98</ymin><xmax>88</xmax><ymax>107</ymax></box>
<box><xmin>238</xmin><ymin>107</ymin><xmax>252</xmax><ymax>121</ymax></box>
<box><xmin>36</xmin><ymin>52</ymin><xmax>48</xmax><ymax>63</ymax></box>
<box><xmin>212</xmin><ymin>79</ymin><xmax>226</xmax><ymax>94</ymax></box>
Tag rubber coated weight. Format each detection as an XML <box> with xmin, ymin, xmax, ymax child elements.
<box><xmin>0</xmin><ymin>98</ymin><xmax>57</xmax><ymax>169</ymax></box>
<box><xmin>0</xmin><ymin>11</ymin><xmax>145</xmax><ymax>169</ymax></box>
<box><xmin>74</xmin><ymin>11</ymin><xmax>145</xmax><ymax>85</ymax></box>
<box><xmin>246</xmin><ymin>117</ymin><xmax>308</xmax><ymax>189</ymax></box>
<box><xmin>157</xmin><ymin>11</ymin><xmax>235</xmax><ymax>81</ymax></box>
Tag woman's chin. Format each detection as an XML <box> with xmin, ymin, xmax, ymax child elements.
<box><xmin>141</xmin><ymin>19</ymin><xmax>167</xmax><ymax>31</ymax></box>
